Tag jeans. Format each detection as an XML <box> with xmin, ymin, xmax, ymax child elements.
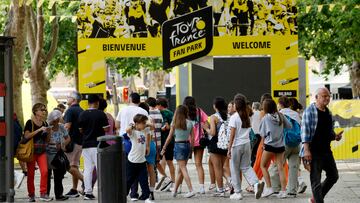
<box><xmin>27</xmin><ymin>153</ymin><xmax>48</xmax><ymax>197</ymax></box>
<box><xmin>310</xmin><ymin>152</ymin><xmax>339</xmax><ymax>203</ymax></box>
<box><xmin>230</xmin><ymin>143</ymin><xmax>259</xmax><ymax>193</ymax></box>
<box><xmin>174</xmin><ymin>142</ymin><xmax>190</xmax><ymax>160</ymax></box>
<box><xmin>47</xmin><ymin>168</ymin><xmax>65</xmax><ymax>198</ymax></box>
<box><xmin>126</xmin><ymin>161</ymin><xmax>150</xmax><ymax>199</ymax></box>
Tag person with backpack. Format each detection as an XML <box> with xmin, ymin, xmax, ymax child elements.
<box><xmin>278</xmin><ymin>96</ymin><xmax>302</xmax><ymax>197</ymax></box>
<box><xmin>183</xmin><ymin>96</ymin><xmax>208</xmax><ymax>194</ymax></box>
<box><xmin>259</xmin><ymin>99</ymin><xmax>292</xmax><ymax>198</ymax></box>
<box><xmin>228</xmin><ymin>94</ymin><xmax>265</xmax><ymax>200</ymax></box>
<box><xmin>203</xmin><ymin>97</ymin><xmax>230</xmax><ymax>197</ymax></box>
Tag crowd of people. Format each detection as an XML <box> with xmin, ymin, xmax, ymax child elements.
<box><xmin>77</xmin><ymin>0</ymin><xmax>297</xmax><ymax>38</ymax></box>
<box><xmin>13</xmin><ymin>87</ymin><xmax>342</xmax><ymax>203</ymax></box>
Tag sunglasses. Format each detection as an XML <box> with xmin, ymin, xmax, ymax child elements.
<box><xmin>40</xmin><ymin>109</ymin><xmax>47</xmax><ymax>112</ymax></box>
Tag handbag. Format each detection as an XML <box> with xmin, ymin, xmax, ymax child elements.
<box><xmin>15</xmin><ymin>121</ymin><xmax>34</xmax><ymax>162</ymax></box>
<box><xmin>51</xmin><ymin>150</ymin><xmax>70</xmax><ymax>174</ymax></box>
<box><xmin>198</xmin><ymin>108</ymin><xmax>209</xmax><ymax>148</ymax></box>
<box><xmin>64</xmin><ymin>139</ymin><xmax>74</xmax><ymax>153</ymax></box>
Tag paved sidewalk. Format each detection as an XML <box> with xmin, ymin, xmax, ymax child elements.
<box><xmin>12</xmin><ymin>162</ymin><xmax>360</xmax><ymax>202</ymax></box>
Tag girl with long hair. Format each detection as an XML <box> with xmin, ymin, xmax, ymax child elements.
<box><xmin>228</xmin><ymin>94</ymin><xmax>264</xmax><ymax>200</ymax></box>
<box><xmin>204</xmin><ymin>97</ymin><xmax>230</xmax><ymax>196</ymax></box>
<box><xmin>183</xmin><ymin>96</ymin><xmax>208</xmax><ymax>194</ymax></box>
<box><xmin>161</xmin><ymin>105</ymin><xmax>195</xmax><ymax>198</ymax></box>
<box><xmin>259</xmin><ymin>99</ymin><xmax>292</xmax><ymax>198</ymax></box>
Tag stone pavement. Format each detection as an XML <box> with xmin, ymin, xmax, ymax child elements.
<box><xmin>12</xmin><ymin>161</ymin><xmax>360</xmax><ymax>203</ymax></box>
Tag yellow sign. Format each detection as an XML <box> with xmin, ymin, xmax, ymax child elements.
<box><xmin>170</xmin><ymin>38</ymin><xmax>206</xmax><ymax>61</ymax></box>
<box><xmin>77</xmin><ymin>0</ymin><xmax>299</xmax><ymax>100</ymax></box>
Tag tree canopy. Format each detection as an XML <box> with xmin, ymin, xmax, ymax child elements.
<box><xmin>298</xmin><ymin>0</ymin><xmax>360</xmax><ymax>75</ymax></box>
<box><xmin>105</xmin><ymin>57</ymin><xmax>167</xmax><ymax>77</ymax></box>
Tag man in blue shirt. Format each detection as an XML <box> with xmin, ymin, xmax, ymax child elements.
<box><xmin>301</xmin><ymin>88</ymin><xmax>343</xmax><ymax>203</ymax></box>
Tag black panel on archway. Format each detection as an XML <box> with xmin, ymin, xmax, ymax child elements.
<box><xmin>192</xmin><ymin>57</ymin><xmax>271</xmax><ymax>115</ymax></box>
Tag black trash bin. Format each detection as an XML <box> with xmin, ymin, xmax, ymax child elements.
<box><xmin>97</xmin><ymin>135</ymin><xmax>127</xmax><ymax>203</ymax></box>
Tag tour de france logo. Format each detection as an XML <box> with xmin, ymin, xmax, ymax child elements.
<box><xmin>162</xmin><ymin>6</ymin><xmax>213</xmax><ymax>69</ymax></box>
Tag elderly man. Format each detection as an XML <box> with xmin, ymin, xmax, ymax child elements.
<box><xmin>300</xmin><ymin>88</ymin><xmax>343</xmax><ymax>203</ymax></box>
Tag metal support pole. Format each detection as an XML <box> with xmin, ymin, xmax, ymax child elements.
<box><xmin>0</xmin><ymin>36</ymin><xmax>15</xmax><ymax>202</ymax></box>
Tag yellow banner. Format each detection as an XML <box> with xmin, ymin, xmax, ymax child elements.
<box><xmin>78</xmin><ymin>35</ymin><xmax>297</xmax><ymax>57</ymax></box>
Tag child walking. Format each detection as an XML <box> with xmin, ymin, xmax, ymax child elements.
<box><xmin>161</xmin><ymin>105</ymin><xmax>195</xmax><ymax>198</ymax></box>
<box><xmin>228</xmin><ymin>94</ymin><xmax>265</xmax><ymax>200</ymax></box>
<box><xmin>126</xmin><ymin>114</ymin><xmax>154</xmax><ymax>203</ymax></box>
<box><xmin>259</xmin><ymin>99</ymin><xmax>292</xmax><ymax>198</ymax></box>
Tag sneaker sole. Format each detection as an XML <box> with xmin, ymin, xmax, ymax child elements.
<box><xmin>255</xmin><ymin>182</ymin><xmax>265</xmax><ymax>199</ymax></box>
<box><xmin>65</xmin><ymin>194</ymin><xmax>80</xmax><ymax>198</ymax></box>
<box><xmin>262</xmin><ymin>192</ymin><xmax>274</xmax><ymax>198</ymax></box>
<box><xmin>161</xmin><ymin>181</ymin><xmax>172</xmax><ymax>192</ymax></box>
<box><xmin>156</xmin><ymin>177</ymin><xmax>166</xmax><ymax>190</ymax></box>
<box><xmin>39</xmin><ymin>198</ymin><xmax>53</xmax><ymax>202</ymax></box>
<box><xmin>298</xmin><ymin>185</ymin><xmax>307</xmax><ymax>194</ymax></box>
<box><xmin>184</xmin><ymin>194</ymin><xmax>195</xmax><ymax>198</ymax></box>
<box><xmin>212</xmin><ymin>193</ymin><xmax>225</xmax><ymax>197</ymax></box>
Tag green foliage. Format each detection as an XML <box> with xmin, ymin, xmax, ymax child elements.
<box><xmin>0</xmin><ymin>0</ymin><xmax>10</xmax><ymax>34</ymax></box>
<box><xmin>298</xmin><ymin>0</ymin><xmax>360</xmax><ymax>76</ymax></box>
<box><xmin>0</xmin><ymin>1</ymin><xmax>79</xmax><ymax>80</ymax></box>
<box><xmin>45</xmin><ymin>18</ymin><xmax>77</xmax><ymax>79</ymax></box>
<box><xmin>45</xmin><ymin>1</ymin><xmax>79</xmax><ymax>79</ymax></box>
<box><xmin>106</xmin><ymin>57</ymin><xmax>169</xmax><ymax>77</ymax></box>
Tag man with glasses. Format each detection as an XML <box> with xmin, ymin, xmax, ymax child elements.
<box><xmin>301</xmin><ymin>88</ymin><xmax>343</xmax><ymax>203</ymax></box>
<box><xmin>64</xmin><ymin>91</ymin><xmax>84</xmax><ymax>198</ymax></box>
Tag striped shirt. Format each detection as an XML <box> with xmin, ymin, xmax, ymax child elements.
<box><xmin>149</xmin><ymin>109</ymin><xmax>163</xmax><ymax>150</ymax></box>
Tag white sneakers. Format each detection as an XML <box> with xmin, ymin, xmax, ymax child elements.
<box><xmin>298</xmin><ymin>181</ymin><xmax>308</xmax><ymax>194</ymax></box>
<box><xmin>261</xmin><ymin>187</ymin><xmax>274</xmax><ymax>198</ymax></box>
<box><xmin>208</xmin><ymin>184</ymin><xmax>216</xmax><ymax>192</ymax></box>
<box><xmin>254</xmin><ymin>182</ymin><xmax>265</xmax><ymax>199</ymax></box>
<box><xmin>277</xmin><ymin>191</ymin><xmax>287</xmax><ymax>199</ymax></box>
<box><xmin>145</xmin><ymin>198</ymin><xmax>155</xmax><ymax>203</ymax></box>
<box><xmin>212</xmin><ymin>190</ymin><xmax>225</xmax><ymax>197</ymax></box>
<box><xmin>230</xmin><ymin>192</ymin><xmax>243</xmax><ymax>200</ymax></box>
<box><xmin>199</xmin><ymin>186</ymin><xmax>205</xmax><ymax>194</ymax></box>
<box><xmin>183</xmin><ymin>191</ymin><xmax>195</xmax><ymax>198</ymax></box>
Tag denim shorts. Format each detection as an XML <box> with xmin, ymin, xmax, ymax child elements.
<box><xmin>145</xmin><ymin>140</ymin><xmax>156</xmax><ymax>165</ymax></box>
<box><xmin>174</xmin><ymin>142</ymin><xmax>190</xmax><ymax>160</ymax></box>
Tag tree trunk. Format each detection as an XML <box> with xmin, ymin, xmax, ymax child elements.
<box><xmin>128</xmin><ymin>76</ymin><xmax>137</xmax><ymax>94</ymax></box>
<box><xmin>26</xmin><ymin>3</ymin><xmax>59</xmax><ymax>105</ymax></box>
<box><xmin>4</xmin><ymin>0</ymin><xmax>27</xmax><ymax>125</ymax></box>
<box><xmin>349</xmin><ymin>61</ymin><xmax>360</xmax><ymax>98</ymax></box>
<box><xmin>148</xmin><ymin>70</ymin><xmax>166</xmax><ymax>98</ymax></box>
<box><xmin>28</xmin><ymin>62</ymin><xmax>50</xmax><ymax>105</ymax></box>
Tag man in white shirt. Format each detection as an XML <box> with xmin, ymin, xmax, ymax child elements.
<box><xmin>115</xmin><ymin>93</ymin><xmax>149</xmax><ymax>136</ymax></box>
<box><xmin>115</xmin><ymin>92</ymin><xmax>148</xmax><ymax>201</ymax></box>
